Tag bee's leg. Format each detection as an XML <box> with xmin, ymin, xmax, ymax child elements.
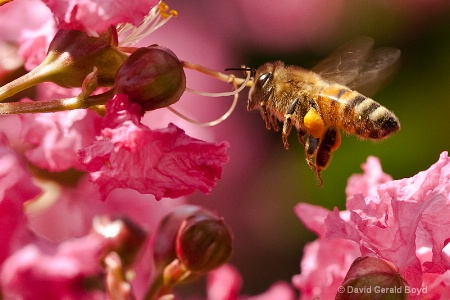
<box><xmin>304</xmin><ymin>134</ymin><xmax>320</xmax><ymax>170</ymax></box>
<box><xmin>282</xmin><ymin>98</ymin><xmax>299</xmax><ymax>149</ymax></box>
<box><xmin>271</xmin><ymin>114</ymin><xmax>280</xmax><ymax>132</ymax></box>
<box><xmin>259</xmin><ymin>101</ymin><xmax>270</xmax><ymax>129</ymax></box>
<box><xmin>297</xmin><ymin>127</ymin><xmax>308</xmax><ymax>147</ymax></box>
<box><xmin>315</xmin><ymin>127</ymin><xmax>341</xmax><ymax>186</ymax></box>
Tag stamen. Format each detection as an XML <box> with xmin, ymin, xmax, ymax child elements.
<box><xmin>183</xmin><ymin>61</ymin><xmax>253</xmax><ymax>87</ymax></box>
<box><xmin>185</xmin><ymin>75</ymin><xmax>247</xmax><ymax>97</ymax></box>
<box><xmin>167</xmin><ymin>70</ymin><xmax>251</xmax><ymax>127</ymax></box>
<box><xmin>118</xmin><ymin>1</ymin><xmax>177</xmax><ymax>47</ymax></box>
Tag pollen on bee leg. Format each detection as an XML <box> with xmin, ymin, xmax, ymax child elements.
<box><xmin>304</xmin><ymin>108</ymin><xmax>325</xmax><ymax>138</ymax></box>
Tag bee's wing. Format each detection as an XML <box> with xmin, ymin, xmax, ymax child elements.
<box><xmin>312</xmin><ymin>37</ymin><xmax>375</xmax><ymax>85</ymax></box>
<box><xmin>345</xmin><ymin>47</ymin><xmax>401</xmax><ymax>96</ymax></box>
<box><xmin>312</xmin><ymin>37</ymin><xmax>401</xmax><ymax>96</ymax></box>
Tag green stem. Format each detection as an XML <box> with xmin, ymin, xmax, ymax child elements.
<box><xmin>0</xmin><ymin>62</ymin><xmax>57</xmax><ymax>102</ymax></box>
<box><xmin>0</xmin><ymin>90</ymin><xmax>114</xmax><ymax>114</ymax></box>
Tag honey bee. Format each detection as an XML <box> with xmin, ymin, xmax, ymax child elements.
<box><xmin>247</xmin><ymin>37</ymin><xmax>401</xmax><ymax>184</ymax></box>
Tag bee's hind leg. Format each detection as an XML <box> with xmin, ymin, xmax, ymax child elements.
<box><xmin>282</xmin><ymin>98</ymin><xmax>299</xmax><ymax>149</ymax></box>
<box><xmin>314</xmin><ymin>127</ymin><xmax>341</xmax><ymax>186</ymax></box>
<box><xmin>301</xmin><ymin>133</ymin><xmax>324</xmax><ymax>186</ymax></box>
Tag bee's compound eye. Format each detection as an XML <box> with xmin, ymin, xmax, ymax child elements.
<box><xmin>256</xmin><ymin>72</ymin><xmax>272</xmax><ymax>89</ymax></box>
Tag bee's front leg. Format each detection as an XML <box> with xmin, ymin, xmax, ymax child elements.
<box><xmin>259</xmin><ymin>101</ymin><xmax>272</xmax><ymax>130</ymax></box>
<box><xmin>282</xmin><ymin>98</ymin><xmax>299</xmax><ymax>149</ymax></box>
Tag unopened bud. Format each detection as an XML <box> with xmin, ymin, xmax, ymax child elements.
<box><xmin>153</xmin><ymin>205</ymin><xmax>216</xmax><ymax>269</ymax></box>
<box><xmin>93</xmin><ymin>216</ymin><xmax>147</xmax><ymax>268</ymax></box>
<box><xmin>176</xmin><ymin>214</ymin><xmax>233</xmax><ymax>274</ymax></box>
<box><xmin>336</xmin><ymin>256</ymin><xmax>408</xmax><ymax>300</ymax></box>
<box><xmin>43</xmin><ymin>29</ymin><xmax>128</xmax><ymax>87</ymax></box>
<box><xmin>114</xmin><ymin>45</ymin><xmax>186</xmax><ymax>111</ymax></box>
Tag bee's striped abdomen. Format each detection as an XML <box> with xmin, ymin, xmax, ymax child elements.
<box><xmin>317</xmin><ymin>84</ymin><xmax>400</xmax><ymax>139</ymax></box>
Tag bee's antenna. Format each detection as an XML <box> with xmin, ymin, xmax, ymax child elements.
<box><xmin>225</xmin><ymin>67</ymin><xmax>256</xmax><ymax>79</ymax></box>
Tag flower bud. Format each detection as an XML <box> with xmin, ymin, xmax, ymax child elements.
<box><xmin>93</xmin><ymin>216</ymin><xmax>147</xmax><ymax>268</ymax></box>
<box><xmin>153</xmin><ymin>205</ymin><xmax>216</xmax><ymax>269</ymax></box>
<box><xmin>43</xmin><ymin>29</ymin><xmax>128</xmax><ymax>87</ymax></box>
<box><xmin>336</xmin><ymin>256</ymin><xmax>408</xmax><ymax>300</ymax></box>
<box><xmin>114</xmin><ymin>45</ymin><xmax>186</xmax><ymax>111</ymax></box>
<box><xmin>176</xmin><ymin>213</ymin><xmax>233</xmax><ymax>275</ymax></box>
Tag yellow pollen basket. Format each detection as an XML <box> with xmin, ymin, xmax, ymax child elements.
<box><xmin>304</xmin><ymin>108</ymin><xmax>325</xmax><ymax>138</ymax></box>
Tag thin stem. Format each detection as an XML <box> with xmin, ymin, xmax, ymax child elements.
<box><xmin>0</xmin><ymin>63</ymin><xmax>54</xmax><ymax>102</ymax></box>
<box><xmin>167</xmin><ymin>70</ymin><xmax>251</xmax><ymax>126</ymax></box>
<box><xmin>167</xmin><ymin>91</ymin><xmax>238</xmax><ymax>126</ymax></box>
<box><xmin>0</xmin><ymin>90</ymin><xmax>114</xmax><ymax>114</ymax></box>
<box><xmin>182</xmin><ymin>61</ymin><xmax>253</xmax><ymax>87</ymax></box>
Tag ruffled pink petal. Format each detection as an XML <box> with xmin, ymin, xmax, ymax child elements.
<box><xmin>42</xmin><ymin>0</ymin><xmax>158</xmax><ymax>33</ymax></box>
<box><xmin>79</xmin><ymin>95</ymin><xmax>229</xmax><ymax>200</ymax></box>
<box><xmin>294</xmin><ymin>202</ymin><xmax>333</xmax><ymax>237</ymax></box>
<box><xmin>345</xmin><ymin>156</ymin><xmax>392</xmax><ymax>199</ymax></box>
<box><xmin>20</xmin><ymin>108</ymin><xmax>102</xmax><ymax>172</ymax></box>
<box><xmin>0</xmin><ymin>234</ymin><xmax>107</xmax><ymax>299</ymax></box>
<box><xmin>292</xmin><ymin>238</ymin><xmax>360</xmax><ymax>300</ymax></box>
<box><xmin>0</xmin><ymin>137</ymin><xmax>41</xmax><ymax>263</ymax></box>
<box><xmin>207</xmin><ymin>264</ymin><xmax>242</xmax><ymax>300</ymax></box>
<box><xmin>325</xmin><ymin>152</ymin><xmax>450</xmax><ymax>290</ymax></box>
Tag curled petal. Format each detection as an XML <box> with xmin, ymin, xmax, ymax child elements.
<box><xmin>42</xmin><ymin>0</ymin><xmax>158</xmax><ymax>33</ymax></box>
<box><xmin>79</xmin><ymin>95</ymin><xmax>229</xmax><ymax>200</ymax></box>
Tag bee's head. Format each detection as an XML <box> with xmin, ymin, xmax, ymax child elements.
<box><xmin>247</xmin><ymin>62</ymin><xmax>278</xmax><ymax>111</ymax></box>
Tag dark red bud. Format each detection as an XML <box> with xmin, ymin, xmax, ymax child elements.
<box><xmin>114</xmin><ymin>45</ymin><xmax>186</xmax><ymax>111</ymax></box>
<box><xmin>336</xmin><ymin>256</ymin><xmax>408</xmax><ymax>300</ymax></box>
<box><xmin>153</xmin><ymin>205</ymin><xmax>215</xmax><ymax>269</ymax></box>
<box><xmin>176</xmin><ymin>214</ymin><xmax>233</xmax><ymax>274</ymax></box>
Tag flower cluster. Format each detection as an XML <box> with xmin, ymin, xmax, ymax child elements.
<box><xmin>294</xmin><ymin>152</ymin><xmax>450</xmax><ymax>299</ymax></box>
<box><xmin>0</xmin><ymin>0</ymin><xmax>237</xmax><ymax>298</ymax></box>
<box><xmin>2</xmin><ymin>0</ymin><xmax>450</xmax><ymax>299</ymax></box>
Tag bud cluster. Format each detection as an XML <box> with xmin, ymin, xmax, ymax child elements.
<box><xmin>0</xmin><ymin>28</ymin><xmax>186</xmax><ymax>114</ymax></box>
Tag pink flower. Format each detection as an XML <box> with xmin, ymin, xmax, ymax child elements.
<box><xmin>0</xmin><ymin>0</ymin><xmax>52</xmax><ymax>43</ymax></box>
<box><xmin>1</xmin><ymin>234</ymin><xmax>107</xmax><ymax>299</ymax></box>
<box><xmin>207</xmin><ymin>264</ymin><xmax>295</xmax><ymax>300</ymax></box>
<box><xmin>293</xmin><ymin>203</ymin><xmax>361</xmax><ymax>300</ymax></box>
<box><xmin>20</xmin><ymin>108</ymin><xmax>102</xmax><ymax>172</ymax></box>
<box><xmin>327</xmin><ymin>152</ymin><xmax>450</xmax><ymax>289</ymax></box>
<box><xmin>0</xmin><ymin>136</ymin><xmax>41</xmax><ymax>264</ymax></box>
<box><xmin>295</xmin><ymin>152</ymin><xmax>450</xmax><ymax>298</ymax></box>
<box><xmin>345</xmin><ymin>156</ymin><xmax>393</xmax><ymax>198</ymax></box>
<box><xmin>41</xmin><ymin>0</ymin><xmax>158</xmax><ymax>34</ymax></box>
<box><xmin>79</xmin><ymin>95</ymin><xmax>229</xmax><ymax>200</ymax></box>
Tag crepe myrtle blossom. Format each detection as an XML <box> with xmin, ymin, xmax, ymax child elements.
<box><xmin>0</xmin><ymin>0</ymin><xmax>253</xmax><ymax>201</ymax></box>
<box><xmin>2</xmin><ymin>201</ymin><xmax>234</xmax><ymax>298</ymax></box>
<box><xmin>294</xmin><ymin>152</ymin><xmax>450</xmax><ymax>299</ymax></box>
<box><xmin>79</xmin><ymin>94</ymin><xmax>230</xmax><ymax>200</ymax></box>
